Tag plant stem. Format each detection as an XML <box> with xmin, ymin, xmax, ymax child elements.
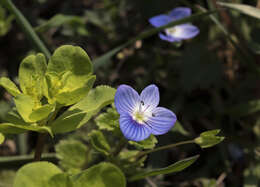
<box><xmin>133</xmin><ymin>140</ymin><xmax>195</xmax><ymax>160</ymax></box>
<box><xmin>111</xmin><ymin>137</ymin><xmax>128</xmax><ymax>156</ymax></box>
<box><xmin>34</xmin><ymin>133</ymin><xmax>47</xmax><ymax>161</ymax></box>
<box><xmin>1</xmin><ymin>0</ymin><xmax>51</xmax><ymax>59</ymax></box>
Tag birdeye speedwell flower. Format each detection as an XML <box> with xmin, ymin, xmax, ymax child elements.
<box><xmin>115</xmin><ymin>84</ymin><xmax>177</xmax><ymax>141</ymax></box>
<box><xmin>149</xmin><ymin>7</ymin><xmax>199</xmax><ymax>42</ymax></box>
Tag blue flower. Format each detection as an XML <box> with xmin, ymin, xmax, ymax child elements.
<box><xmin>115</xmin><ymin>84</ymin><xmax>177</xmax><ymax>141</ymax></box>
<box><xmin>149</xmin><ymin>7</ymin><xmax>199</xmax><ymax>42</ymax></box>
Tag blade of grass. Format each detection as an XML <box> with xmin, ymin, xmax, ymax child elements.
<box><xmin>0</xmin><ymin>0</ymin><xmax>51</xmax><ymax>59</ymax></box>
<box><xmin>93</xmin><ymin>10</ymin><xmax>217</xmax><ymax>71</ymax></box>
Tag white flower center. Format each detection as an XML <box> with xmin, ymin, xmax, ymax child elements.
<box><xmin>165</xmin><ymin>27</ymin><xmax>181</xmax><ymax>37</ymax></box>
<box><xmin>132</xmin><ymin>101</ymin><xmax>153</xmax><ymax>124</ymax></box>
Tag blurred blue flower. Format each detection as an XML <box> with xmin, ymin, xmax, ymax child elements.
<box><xmin>115</xmin><ymin>84</ymin><xmax>177</xmax><ymax>141</ymax></box>
<box><xmin>149</xmin><ymin>7</ymin><xmax>199</xmax><ymax>42</ymax></box>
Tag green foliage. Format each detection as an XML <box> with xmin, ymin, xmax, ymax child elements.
<box><xmin>48</xmin><ymin>173</ymin><xmax>73</xmax><ymax>187</ymax></box>
<box><xmin>0</xmin><ymin>45</ymin><xmax>105</xmax><ymax>135</ymax></box>
<box><xmin>244</xmin><ymin>163</ymin><xmax>260</xmax><ymax>187</ymax></box>
<box><xmin>35</xmin><ymin>14</ymin><xmax>88</xmax><ymax>36</ymax></box>
<box><xmin>51</xmin><ymin>85</ymin><xmax>116</xmax><ymax>133</ymax></box>
<box><xmin>89</xmin><ymin>130</ymin><xmax>111</xmax><ymax>156</ymax></box>
<box><xmin>129</xmin><ymin>135</ymin><xmax>158</xmax><ymax>150</ymax></box>
<box><xmin>18</xmin><ymin>53</ymin><xmax>47</xmax><ymax>100</ymax></box>
<box><xmin>129</xmin><ymin>155</ymin><xmax>200</xmax><ymax>181</ymax></box>
<box><xmin>0</xmin><ymin>77</ymin><xmax>21</xmax><ymax>97</ymax></box>
<box><xmin>72</xmin><ymin>162</ymin><xmax>126</xmax><ymax>187</ymax></box>
<box><xmin>0</xmin><ymin>132</ymin><xmax>4</xmax><ymax>144</ymax></box>
<box><xmin>218</xmin><ymin>2</ymin><xmax>260</xmax><ymax>19</ymax></box>
<box><xmin>95</xmin><ymin>105</ymin><xmax>120</xmax><ymax>133</ymax></box>
<box><xmin>13</xmin><ymin>161</ymin><xmax>63</xmax><ymax>187</ymax></box>
<box><xmin>195</xmin><ymin>129</ymin><xmax>224</xmax><ymax>149</ymax></box>
<box><xmin>45</xmin><ymin>45</ymin><xmax>94</xmax><ymax>106</ymax></box>
<box><xmin>171</xmin><ymin>121</ymin><xmax>190</xmax><ymax>136</ymax></box>
<box><xmin>0</xmin><ymin>5</ymin><xmax>13</xmax><ymax>36</ymax></box>
<box><xmin>55</xmin><ymin>139</ymin><xmax>88</xmax><ymax>174</ymax></box>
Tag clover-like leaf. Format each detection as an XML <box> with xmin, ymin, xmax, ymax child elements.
<box><xmin>51</xmin><ymin>85</ymin><xmax>116</xmax><ymax>134</ymax></box>
<box><xmin>89</xmin><ymin>130</ymin><xmax>111</xmax><ymax>156</ymax></box>
<box><xmin>18</xmin><ymin>53</ymin><xmax>47</xmax><ymax>99</ymax></box>
<box><xmin>0</xmin><ymin>132</ymin><xmax>4</xmax><ymax>144</ymax></box>
<box><xmin>0</xmin><ymin>77</ymin><xmax>21</xmax><ymax>97</ymax></box>
<box><xmin>129</xmin><ymin>135</ymin><xmax>158</xmax><ymax>150</ymax></box>
<box><xmin>71</xmin><ymin>162</ymin><xmax>126</xmax><ymax>187</ymax></box>
<box><xmin>13</xmin><ymin>161</ymin><xmax>62</xmax><ymax>187</ymax></box>
<box><xmin>129</xmin><ymin>155</ymin><xmax>199</xmax><ymax>181</ymax></box>
<box><xmin>195</xmin><ymin>129</ymin><xmax>225</xmax><ymax>149</ymax></box>
<box><xmin>55</xmin><ymin>139</ymin><xmax>88</xmax><ymax>174</ymax></box>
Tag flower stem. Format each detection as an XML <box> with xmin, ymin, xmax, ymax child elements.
<box><xmin>134</xmin><ymin>139</ymin><xmax>195</xmax><ymax>160</ymax></box>
<box><xmin>34</xmin><ymin>133</ymin><xmax>47</xmax><ymax>161</ymax></box>
<box><xmin>0</xmin><ymin>0</ymin><xmax>51</xmax><ymax>59</ymax></box>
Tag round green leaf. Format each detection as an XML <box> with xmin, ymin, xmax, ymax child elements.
<box><xmin>72</xmin><ymin>162</ymin><xmax>126</xmax><ymax>187</ymax></box>
<box><xmin>48</xmin><ymin>173</ymin><xmax>73</xmax><ymax>187</ymax></box>
<box><xmin>13</xmin><ymin>161</ymin><xmax>62</xmax><ymax>187</ymax></box>
<box><xmin>47</xmin><ymin>45</ymin><xmax>92</xmax><ymax>77</ymax></box>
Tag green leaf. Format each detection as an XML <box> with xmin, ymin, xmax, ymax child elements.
<box><xmin>14</xmin><ymin>94</ymin><xmax>35</xmax><ymax>123</ymax></box>
<box><xmin>195</xmin><ymin>129</ymin><xmax>225</xmax><ymax>149</ymax></box>
<box><xmin>35</xmin><ymin>14</ymin><xmax>84</xmax><ymax>33</ymax></box>
<box><xmin>29</xmin><ymin>104</ymin><xmax>55</xmax><ymax>122</ymax></box>
<box><xmin>18</xmin><ymin>53</ymin><xmax>47</xmax><ymax>99</ymax></box>
<box><xmin>93</xmin><ymin>10</ymin><xmax>216</xmax><ymax>70</ymax></box>
<box><xmin>129</xmin><ymin>135</ymin><xmax>158</xmax><ymax>150</ymax></box>
<box><xmin>51</xmin><ymin>85</ymin><xmax>116</xmax><ymax>134</ymax></box>
<box><xmin>171</xmin><ymin>121</ymin><xmax>190</xmax><ymax>136</ymax></box>
<box><xmin>45</xmin><ymin>45</ymin><xmax>94</xmax><ymax>105</ymax></box>
<box><xmin>218</xmin><ymin>2</ymin><xmax>260</xmax><ymax>19</ymax></box>
<box><xmin>72</xmin><ymin>162</ymin><xmax>126</xmax><ymax>187</ymax></box>
<box><xmin>55</xmin><ymin>139</ymin><xmax>88</xmax><ymax>174</ymax></box>
<box><xmin>48</xmin><ymin>173</ymin><xmax>73</xmax><ymax>187</ymax></box>
<box><xmin>0</xmin><ymin>122</ymin><xmax>53</xmax><ymax>136</ymax></box>
<box><xmin>14</xmin><ymin>94</ymin><xmax>54</xmax><ymax>123</ymax></box>
<box><xmin>0</xmin><ymin>77</ymin><xmax>21</xmax><ymax>97</ymax></box>
<box><xmin>89</xmin><ymin>130</ymin><xmax>111</xmax><ymax>156</ymax></box>
<box><xmin>13</xmin><ymin>161</ymin><xmax>62</xmax><ymax>187</ymax></box>
<box><xmin>95</xmin><ymin>105</ymin><xmax>120</xmax><ymax>132</ymax></box>
<box><xmin>47</xmin><ymin>45</ymin><xmax>92</xmax><ymax>77</ymax></box>
<box><xmin>0</xmin><ymin>132</ymin><xmax>4</xmax><ymax>144</ymax></box>
<box><xmin>129</xmin><ymin>155</ymin><xmax>199</xmax><ymax>181</ymax></box>
<box><xmin>55</xmin><ymin>75</ymin><xmax>96</xmax><ymax>106</ymax></box>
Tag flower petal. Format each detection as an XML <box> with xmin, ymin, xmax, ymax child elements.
<box><xmin>147</xmin><ymin>107</ymin><xmax>177</xmax><ymax>135</ymax></box>
<box><xmin>169</xmin><ymin>7</ymin><xmax>191</xmax><ymax>20</ymax></box>
<box><xmin>119</xmin><ymin>113</ymin><xmax>151</xmax><ymax>141</ymax></box>
<box><xmin>149</xmin><ymin>15</ymin><xmax>172</xmax><ymax>27</ymax></box>
<box><xmin>159</xmin><ymin>33</ymin><xmax>181</xmax><ymax>42</ymax></box>
<box><xmin>140</xmin><ymin>84</ymin><xmax>160</xmax><ymax>111</ymax></box>
<box><xmin>172</xmin><ymin>24</ymin><xmax>199</xmax><ymax>40</ymax></box>
<box><xmin>115</xmin><ymin>84</ymin><xmax>140</xmax><ymax>115</ymax></box>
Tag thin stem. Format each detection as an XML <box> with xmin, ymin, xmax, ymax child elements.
<box><xmin>111</xmin><ymin>137</ymin><xmax>128</xmax><ymax>157</ymax></box>
<box><xmin>133</xmin><ymin>140</ymin><xmax>195</xmax><ymax>160</ymax></box>
<box><xmin>1</xmin><ymin>0</ymin><xmax>51</xmax><ymax>59</ymax></box>
<box><xmin>34</xmin><ymin>133</ymin><xmax>47</xmax><ymax>161</ymax></box>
